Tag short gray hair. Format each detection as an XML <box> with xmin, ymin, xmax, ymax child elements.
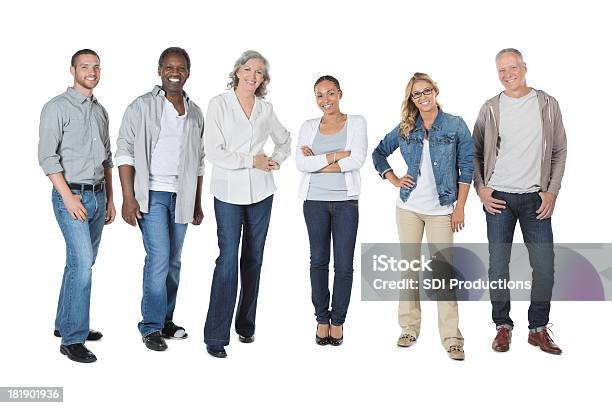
<box><xmin>495</xmin><ymin>48</ymin><xmax>524</xmax><ymax>62</ymax></box>
<box><xmin>227</xmin><ymin>50</ymin><xmax>271</xmax><ymax>98</ymax></box>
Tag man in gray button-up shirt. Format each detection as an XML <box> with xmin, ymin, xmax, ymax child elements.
<box><xmin>37</xmin><ymin>49</ymin><xmax>116</xmax><ymax>364</ymax></box>
<box><xmin>115</xmin><ymin>47</ymin><xmax>205</xmax><ymax>351</ymax></box>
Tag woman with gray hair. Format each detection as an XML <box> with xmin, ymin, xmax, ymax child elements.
<box><xmin>203</xmin><ymin>50</ymin><xmax>292</xmax><ymax>358</ymax></box>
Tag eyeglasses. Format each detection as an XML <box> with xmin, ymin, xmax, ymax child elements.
<box><xmin>411</xmin><ymin>87</ymin><xmax>434</xmax><ymax>100</ymax></box>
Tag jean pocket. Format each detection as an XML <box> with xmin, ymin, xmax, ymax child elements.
<box><xmin>52</xmin><ymin>189</ymin><xmax>64</xmax><ymax>210</ymax></box>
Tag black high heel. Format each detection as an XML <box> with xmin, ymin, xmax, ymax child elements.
<box><xmin>315</xmin><ymin>323</ymin><xmax>330</xmax><ymax>346</ymax></box>
<box><xmin>329</xmin><ymin>324</ymin><xmax>343</xmax><ymax>346</ymax></box>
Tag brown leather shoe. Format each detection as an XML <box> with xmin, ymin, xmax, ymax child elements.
<box><xmin>528</xmin><ymin>329</ymin><xmax>562</xmax><ymax>355</ymax></box>
<box><xmin>492</xmin><ymin>327</ymin><xmax>512</xmax><ymax>352</ymax></box>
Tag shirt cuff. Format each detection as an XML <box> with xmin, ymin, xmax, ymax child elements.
<box><xmin>380</xmin><ymin>168</ymin><xmax>392</xmax><ymax>179</ymax></box>
<box><xmin>41</xmin><ymin>162</ymin><xmax>64</xmax><ymax>176</ymax></box>
<box><xmin>271</xmin><ymin>152</ymin><xmax>285</xmax><ymax>165</ymax></box>
<box><xmin>115</xmin><ymin>156</ymin><xmax>135</xmax><ymax>167</ymax></box>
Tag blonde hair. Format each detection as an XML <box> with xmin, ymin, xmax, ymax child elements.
<box><xmin>399</xmin><ymin>73</ymin><xmax>440</xmax><ymax>138</ymax></box>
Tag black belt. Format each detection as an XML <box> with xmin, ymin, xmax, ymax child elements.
<box><xmin>68</xmin><ymin>182</ymin><xmax>105</xmax><ymax>192</ymax></box>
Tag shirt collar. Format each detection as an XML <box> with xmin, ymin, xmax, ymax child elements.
<box><xmin>228</xmin><ymin>89</ymin><xmax>261</xmax><ymax>121</ymax></box>
<box><xmin>151</xmin><ymin>85</ymin><xmax>190</xmax><ymax>103</ymax></box>
<box><xmin>66</xmin><ymin>87</ymin><xmax>97</xmax><ymax>104</ymax></box>
<box><xmin>413</xmin><ymin>108</ymin><xmax>444</xmax><ymax>132</ymax></box>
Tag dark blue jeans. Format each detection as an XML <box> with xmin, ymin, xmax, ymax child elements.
<box><xmin>204</xmin><ymin>195</ymin><xmax>273</xmax><ymax>347</ymax></box>
<box><xmin>137</xmin><ymin>191</ymin><xmax>188</xmax><ymax>337</ymax></box>
<box><xmin>303</xmin><ymin>200</ymin><xmax>359</xmax><ymax>326</ymax></box>
<box><xmin>52</xmin><ymin>187</ymin><xmax>106</xmax><ymax>345</ymax></box>
<box><xmin>486</xmin><ymin>191</ymin><xmax>554</xmax><ymax>330</ymax></box>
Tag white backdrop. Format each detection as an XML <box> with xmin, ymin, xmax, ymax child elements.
<box><xmin>1</xmin><ymin>0</ymin><xmax>611</xmax><ymax>406</ymax></box>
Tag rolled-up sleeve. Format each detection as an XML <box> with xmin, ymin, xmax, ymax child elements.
<box><xmin>115</xmin><ymin>102</ymin><xmax>137</xmax><ymax>167</ymax></box>
<box><xmin>204</xmin><ymin>99</ymin><xmax>254</xmax><ymax>170</ymax></box>
<box><xmin>372</xmin><ymin>125</ymin><xmax>401</xmax><ymax>179</ymax></box>
<box><xmin>38</xmin><ymin>102</ymin><xmax>65</xmax><ymax>176</ymax></box>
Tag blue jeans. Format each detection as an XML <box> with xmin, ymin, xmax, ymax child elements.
<box><xmin>303</xmin><ymin>200</ymin><xmax>358</xmax><ymax>326</ymax></box>
<box><xmin>486</xmin><ymin>191</ymin><xmax>554</xmax><ymax>330</ymax></box>
<box><xmin>52</xmin><ymin>187</ymin><xmax>106</xmax><ymax>345</ymax></box>
<box><xmin>204</xmin><ymin>195</ymin><xmax>273</xmax><ymax>347</ymax></box>
<box><xmin>137</xmin><ymin>191</ymin><xmax>188</xmax><ymax>337</ymax></box>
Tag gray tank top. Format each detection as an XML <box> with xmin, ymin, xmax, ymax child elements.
<box><xmin>307</xmin><ymin>123</ymin><xmax>357</xmax><ymax>201</ymax></box>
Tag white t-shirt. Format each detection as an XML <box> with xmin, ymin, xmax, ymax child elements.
<box><xmin>149</xmin><ymin>97</ymin><xmax>187</xmax><ymax>192</ymax></box>
<box><xmin>488</xmin><ymin>90</ymin><xmax>542</xmax><ymax>193</ymax></box>
<box><xmin>396</xmin><ymin>139</ymin><xmax>454</xmax><ymax>215</ymax></box>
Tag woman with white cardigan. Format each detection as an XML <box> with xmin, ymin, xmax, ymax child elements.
<box><xmin>296</xmin><ymin>75</ymin><xmax>367</xmax><ymax>346</ymax></box>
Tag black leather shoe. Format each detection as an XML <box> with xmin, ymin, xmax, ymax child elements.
<box><xmin>238</xmin><ymin>334</ymin><xmax>254</xmax><ymax>343</ymax></box>
<box><xmin>60</xmin><ymin>343</ymin><xmax>97</xmax><ymax>363</ymax></box>
<box><xmin>142</xmin><ymin>332</ymin><xmax>168</xmax><ymax>351</ymax></box>
<box><xmin>206</xmin><ymin>346</ymin><xmax>227</xmax><ymax>358</ymax></box>
<box><xmin>54</xmin><ymin>329</ymin><xmax>103</xmax><ymax>341</ymax></box>
<box><xmin>329</xmin><ymin>324</ymin><xmax>343</xmax><ymax>346</ymax></box>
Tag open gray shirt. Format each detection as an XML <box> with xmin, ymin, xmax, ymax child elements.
<box><xmin>115</xmin><ymin>86</ymin><xmax>205</xmax><ymax>224</ymax></box>
<box><xmin>38</xmin><ymin>87</ymin><xmax>113</xmax><ymax>184</ymax></box>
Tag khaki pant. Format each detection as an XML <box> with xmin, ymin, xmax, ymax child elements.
<box><xmin>396</xmin><ymin>207</ymin><xmax>464</xmax><ymax>349</ymax></box>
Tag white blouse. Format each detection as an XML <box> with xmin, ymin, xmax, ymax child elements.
<box><xmin>204</xmin><ymin>91</ymin><xmax>292</xmax><ymax>205</ymax></box>
<box><xmin>295</xmin><ymin>115</ymin><xmax>368</xmax><ymax>199</ymax></box>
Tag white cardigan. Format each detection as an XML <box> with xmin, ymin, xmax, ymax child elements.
<box><xmin>296</xmin><ymin>115</ymin><xmax>368</xmax><ymax>199</ymax></box>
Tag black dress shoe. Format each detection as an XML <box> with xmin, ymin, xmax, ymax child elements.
<box><xmin>329</xmin><ymin>324</ymin><xmax>343</xmax><ymax>346</ymax></box>
<box><xmin>238</xmin><ymin>334</ymin><xmax>254</xmax><ymax>343</ymax></box>
<box><xmin>142</xmin><ymin>332</ymin><xmax>168</xmax><ymax>351</ymax></box>
<box><xmin>60</xmin><ymin>343</ymin><xmax>97</xmax><ymax>363</ymax></box>
<box><xmin>206</xmin><ymin>346</ymin><xmax>227</xmax><ymax>358</ymax></box>
<box><xmin>54</xmin><ymin>329</ymin><xmax>103</xmax><ymax>341</ymax></box>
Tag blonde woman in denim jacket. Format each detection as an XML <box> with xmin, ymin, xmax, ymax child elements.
<box><xmin>372</xmin><ymin>72</ymin><xmax>473</xmax><ymax>360</ymax></box>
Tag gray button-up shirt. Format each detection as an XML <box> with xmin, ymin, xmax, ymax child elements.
<box><xmin>115</xmin><ymin>86</ymin><xmax>205</xmax><ymax>224</ymax></box>
<box><xmin>38</xmin><ymin>87</ymin><xmax>113</xmax><ymax>184</ymax></box>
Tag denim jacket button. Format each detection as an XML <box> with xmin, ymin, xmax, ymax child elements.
<box><xmin>433</xmin><ymin>161</ymin><xmax>437</xmax><ymax>166</ymax></box>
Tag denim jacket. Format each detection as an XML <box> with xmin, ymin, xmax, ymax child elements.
<box><xmin>372</xmin><ymin>110</ymin><xmax>473</xmax><ymax>206</ymax></box>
